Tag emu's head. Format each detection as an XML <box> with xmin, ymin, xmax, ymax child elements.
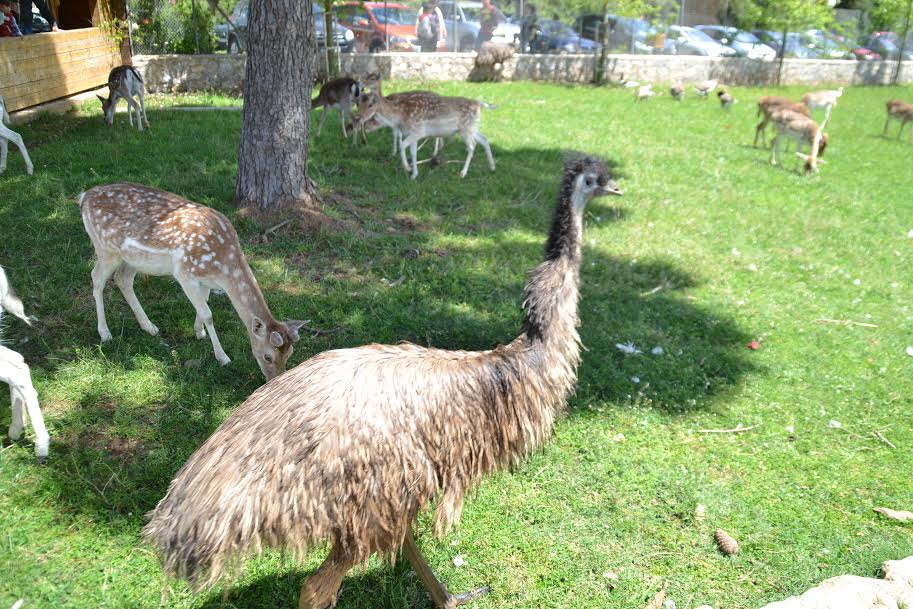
<box><xmin>564</xmin><ymin>154</ymin><xmax>623</xmax><ymax>211</ymax></box>
<box><xmin>249</xmin><ymin>317</ymin><xmax>306</xmax><ymax>381</ymax></box>
<box><xmin>96</xmin><ymin>94</ymin><xmax>115</xmax><ymax>125</ymax></box>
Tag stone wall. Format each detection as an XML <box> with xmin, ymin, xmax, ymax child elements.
<box><xmin>132</xmin><ymin>52</ymin><xmax>912</xmax><ymax>93</ymax></box>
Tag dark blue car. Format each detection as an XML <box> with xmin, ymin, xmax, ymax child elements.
<box><xmin>532</xmin><ymin>20</ymin><xmax>600</xmax><ymax>53</ymax></box>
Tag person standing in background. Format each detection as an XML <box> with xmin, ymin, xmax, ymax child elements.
<box><xmin>519</xmin><ymin>2</ymin><xmax>537</xmax><ymax>52</ymax></box>
<box><xmin>477</xmin><ymin>0</ymin><xmax>498</xmax><ymax>49</ymax></box>
<box><xmin>416</xmin><ymin>1</ymin><xmax>441</xmax><ymax>52</ymax></box>
<box><xmin>18</xmin><ymin>0</ymin><xmax>59</xmax><ymax>34</ymax></box>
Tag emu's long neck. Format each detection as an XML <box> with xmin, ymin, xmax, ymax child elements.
<box><xmin>521</xmin><ymin>179</ymin><xmax>585</xmax><ymax>352</ymax></box>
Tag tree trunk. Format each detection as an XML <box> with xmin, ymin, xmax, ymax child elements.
<box><xmin>236</xmin><ymin>0</ymin><xmax>318</xmax><ymax>214</ymax></box>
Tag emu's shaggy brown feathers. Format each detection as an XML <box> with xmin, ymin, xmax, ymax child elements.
<box><xmin>143</xmin><ymin>155</ymin><xmax>618</xmax><ymax>591</ymax></box>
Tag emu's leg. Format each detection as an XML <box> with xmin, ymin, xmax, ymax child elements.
<box><xmin>298</xmin><ymin>545</ymin><xmax>355</xmax><ymax>609</ymax></box>
<box><xmin>402</xmin><ymin>531</ymin><xmax>489</xmax><ymax>609</ymax></box>
<box><xmin>113</xmin><ymin>264</ymin><xmax>159</xmax><ymax>336</ymax></box>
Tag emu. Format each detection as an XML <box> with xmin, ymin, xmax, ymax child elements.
<box><xmin>143</xmin><ymin>154</ymin><xmax>624</xmax><ymax>609</ymax></box>
<box><xmin>1</xmin><ymin>266</ymin><xmax>49</xmax><ymax>462</ymax></box>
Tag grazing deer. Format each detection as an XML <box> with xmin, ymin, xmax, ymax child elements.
<box><xmin>694</xmin><ymin>79</ymin><xmax>718</xmax><ymax>98</ymax></box>
<box><xmin>717</xmin><ymin>89</ymin><xmax>736</xmax><ymax>110</ymax></box>
<box><xmin>0</xmin><ymin>96</ymin><xmax>33</xmax><ymax>176</ymax></box>
<box><xmin>313</xmin><ymin>73</ymin><xmax>379</xmax><ymax>139</ymax></box>
<box><xmin>801</xmin><ymin>87</ymin><xmax>842</xmax><ymax>130</ymax></box>
<box><xmin>634</xmin><ymin>83</ymin><xmax>656</xmax><ymax>102</ymax></box>
<box><xmin>97</xmin><ymin>66</ymin><xmax>149</xmax><ymax>131</ymax></box>
<box><xmin>755</xmin><ymin>96</ymin><xmax>810</xmax><ymax>148</ymax></box>
<box><xmin>79</xmin><ymin>184</ymin><xmax>305</xmax><ymax>381</ymax></box>
<box><xmin>351</xmin><ymin>90</ymin><xmax>442</xmax><ymax>160</ymax></box>
<box><xmin>670</xmin><ymin>83</ymin><xmax>685</xmax><ymax>101</ymax></box>
<box><xmin>884</xmin><ymin>99</ymin><xmax>913</xmax><ymax>141</ymax></box>
<box><xmin>359</xmin><ymin>92</ymin><xmax>496</xmax><ymax>179</ymax></box>
<box><xmin>1</xmin><ymin>266</ymin><xmax>49</xmax><ymax>463</ymax></box>
<box><xmin>768</xmin><ymin>109</ymin><xmax>828</xmax><ymax>175</ymax></box>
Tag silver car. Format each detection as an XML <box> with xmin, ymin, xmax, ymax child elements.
<box><xmin>696</xmin><ymin>26</ymin><xmax>776</xmax><ymax>61</ymax></box>
<box><xmin>667</xmin><ymin>25</ymin><xmax>737</xmax><ymax>57</ymax></box>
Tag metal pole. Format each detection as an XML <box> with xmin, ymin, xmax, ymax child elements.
<box><xmin>384</xmin><ymin>0</ymin><xmax>388</xmax><ymax>50</ymax></box>
<box><xmin>453</xmin><ymin>1</ymin><xmax>458</xmax><ymax>51</ymax></box>
<box><xmin>892</xmin><ymin>0</ymin><xmax>912</xmax><ymax>85</ymax></box>
<box><xmin>776</xmin><ymin>23</ymin><xmax>788</xmax><ymax>86</ymax></box>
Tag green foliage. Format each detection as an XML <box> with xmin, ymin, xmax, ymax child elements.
<box><xmin>754</xmin><ymin>0</ymin><xmax>837</xmax><ymax>31</ymax></box>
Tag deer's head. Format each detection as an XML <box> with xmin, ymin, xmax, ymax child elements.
<box><xmin>249</xmin><ymin>317</ymin><xmax>308</xmax><ymax>381</ymax></box>
<box><xmin>96</xmin><ymin>94</ymin><xmax>116</xmax><ymax>125</ymax></box>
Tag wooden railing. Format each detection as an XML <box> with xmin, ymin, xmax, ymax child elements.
<box><xmin>0</xmin><ymin>28</ymin><xmax>120</xmax><ymax>112</ymax></box>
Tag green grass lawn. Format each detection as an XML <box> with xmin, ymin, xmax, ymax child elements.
<box><xmin>1</xmin><ymin>81</ymin><xmax>911</xmax><ymax>609</ymax></box>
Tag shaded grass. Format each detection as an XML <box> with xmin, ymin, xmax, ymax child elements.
<box><xmin>0</xmin><ymin>81</ymin><xmax>911</xmax><ymax>609</ymax></box>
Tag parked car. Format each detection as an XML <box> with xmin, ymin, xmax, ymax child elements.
<box><xmin>695</xmin><ymin>26</ymin><xmax>776</xmax><ymax>60</ymax></box>
<box><xmin>804</xmin><ymin>29</ymin><xmax>853</xmax><ymax>59</ymax></box>
<box><xmin>225</xmin><ymin>0</ymin><xmax>355</xmax><ymax>54</ymax></box>
<box><xmin>667</xmin><ymin>25</ymin><xmax>737</xmax><ymax>57</ymax></box>
<box><xmin>455</xmin><ymin>1</ymin><xmax>520</xmax><ymax>47</ymax></box>
<box><xmin>436</xmin><ymin>0</ymin><xmax>479</xmax><ymax>51</ymax></box>
<box><xmin>530</xmin><ymin>19</ymin><xmax>599</xmax><ymax>53</ymax></box>
<box><xmin>214</xmin><ymin>21</ymin><xmax>229</xmax><ymax>50</ymax></box>
<box><xmin>335</xmin><ymin>1</ymin><xmax>417</xmax><ymax>52</ymax></box>
<box><xmin>751</xmin><ymin>30</ymin><xmax>824</xmax><ymax>59</ymax></box>
<box><xmin>861</xmin><ymin>32</ymin><xmax>913</xmax><ymax>61</ymax></box>
<box><xmin>573</xmin><ymin>14</ymin><xmax>639</xmax><ymax>52</ymax></box>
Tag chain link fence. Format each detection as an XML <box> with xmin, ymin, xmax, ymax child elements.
<box><xmin>127</xmin><ymin>0</ymin><xmax>224</xmax><ymax>54</ymax></box>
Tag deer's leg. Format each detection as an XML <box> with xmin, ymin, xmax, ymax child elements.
<box><xmin>0</xmin><ymin>136</ymin><xmax>8</xmax><ymax>173</ymax></box>
<box><xmin>400</xmin><ymin>134</ymin><xmax>415</xmax><ymax>175</ymax></box>
<box><xmin>7</xmin><ymin>131</ymin><xmax>33</xmax><ymax>175</ymax></box>
<box><xmin>392</xmin><ymin>129</ymin><xmax>400</xmax><ymax>156</ymax></box>
<box><xmin>409</xmin><ymin>137</ymin><xmax>420</xmax><ymax>180</ymax></box>
<box><xmin>91</xmin><ymin>255</ymin><xmax>123</xmax><ymax>342</ymax></box>
<box><xmin>123</xmin><ymin>95</ymin><xmax>143</xmax><ymax>131</ymax></box>
<box><xmin>474</xmin><ymin>132</ymin><xmax>495</xmax><ymax>171</ymax></box>
<box><xmin>402</xmin><ymin>531</ymin><xmax>489</xmax><ymax>609</ymax></box>
<box><xmin>1</xmin><ymin>346</ymin><xmax>49</xmax><ymax>463</ymax></box>
<box><xmin>193</xmin><ymin>288</ymin><xmax>211</xmax><ymax>339</ymax></box>
<box><xmin>316</xmin><ymin>106</ymin><xmax>328</xmax><ymax>137</ymax></box>
<box><xmin>298</xmin><ymin>545</ymin><xmax>356</xmax><ymax>609</ymax></box>
<box><xmin>113</xmin><ymin>264</ymin><xmax>158</xmax><ymax>336</ymax></box>
<box><xmin>137</xmin><ymin>89</ymin><xmax>150</xmax><ymax>129</ymax></box>
<box><xmin>176</xmin><ymin>275</ymin><xmax>230</xmax><ymax>366</ymax></box>
<box><xmin>340</xmin><ymin>107</ymin><xmax>349</xmax><ymax>138</ymax></box>
<box><xmin>769</xmin><ymin>135</ymin><xmax>779</xmax><ymax>166</ymax></box>
<box><xmin>459</xmin><ymin>132</ymin><xmax>477</xmax><ymax>178</ymax></box>
<box><xmin>8</xmin><ymin>383</ymin><xmax>25</xmax><ymax>442</ymax></box>
<box><xmin>883</xmin><ymin>115</ymin><xmax>890</xmax><ymax>135</ymax></box>
<box><xmin>754</xmin><ymin>119</ymin><xmax>766</xmax><ymax>147</ymax></box>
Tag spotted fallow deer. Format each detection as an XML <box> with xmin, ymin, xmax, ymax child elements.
<box><xmin>97</xmin><ymin>66</ymin><xmax>149</xmax><ymax>131</ymax></box>
<box><xmin>884</xmin><ymin>99</ymin><xmax>913</xmax><ymax>141</ymax></box>
<box><xmin>79</xmin><ymin>184</ymin><xmax>305</xmax><ymax>381</ymax></box>
<box><xmin>754</xmin><ymin>96</ymin><xmax>810</xmax><ymax>148</ymax></box>
<box><xmin>359</xmin><ymin>91</ymin><xmax>496</xmax><ymax>179</ymax></box>
<box><xmin>768</xmin><ymin>108</ymin><xmax>828</xmax><ymax>175</ymax></box>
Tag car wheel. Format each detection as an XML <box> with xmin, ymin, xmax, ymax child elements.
<box><xmin>369</xmin><ymin>39</ymin><xmax>385</xmax><ymax>53</ymax></box>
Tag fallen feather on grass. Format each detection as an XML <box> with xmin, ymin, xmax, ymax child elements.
<box><xmin>829</xmin><ymin>420</ymin><xmax>842</xmax><ymax>429</ymax></box>
<box><xmin>651</xmin><ymin>346</ymin><xmax>664</xmax><ymax>355</ymax></box>
<box><xmin>906</xmin><ymin>346</ymin><xmax>913</xmax><ymax>357</ymax></box>
<box><xmin>452</xmin><ymin>554</ymin><xmax>467</xmax><ymax>567</ymax></box>
<box><xmin>616</xmin><ymin>342</ymin><xmax>641</xmax><ymax>355</ymax></box>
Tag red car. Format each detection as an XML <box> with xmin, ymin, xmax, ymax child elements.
<box><xmin>335</xmin><ymin>1</ymin><xmax>420</xmax><ymax>52</ymax></box>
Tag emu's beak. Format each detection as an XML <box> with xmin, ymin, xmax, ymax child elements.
<box><xmin>600</xmin><ymin>180</ymin><xmax>623</xmax><ymax>196</ymax></box>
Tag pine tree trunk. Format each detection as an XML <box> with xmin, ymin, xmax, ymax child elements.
<box><xmin>236</xmin><ymin>0</ymin><xmax>318</xmax><ymax>214</ymax></box>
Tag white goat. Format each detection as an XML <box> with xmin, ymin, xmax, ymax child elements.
<box><xmin>97</xmin><ymin>66</ymin><xmax>149</xmax><ymax>131</ymax></box>
<box><xmin>360</xmin><ymin>92</ymin><xmax>496</xmax><ymax>179</ymax></box>
<box><xmin>802</xmin><ymin>87</ymin><xmax>842</xmax><ymax>130</ymax></box>
<box><xmin>0</xmin><ymin>96</ymin><xmax>34</xmax><ymax>176</ymax></box>
<box><xmin>1</xmin><ymin>266</ymin><xmax>49</xmax><ymax>463</ymax></box>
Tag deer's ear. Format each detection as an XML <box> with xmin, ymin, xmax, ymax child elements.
<box><xmin>269</xmin><ymin>330</ymin><xmax>284</xmax><ymax>347</ymax></box>
<box><xmin>284</xmin><ymin>320</ymin><xmax>308</xmax><ymax>343</ymax></box>
<box><xmin>251</xmin><ymin>316</ymin><xmax>267</xmax><ymax>338</ymax></box>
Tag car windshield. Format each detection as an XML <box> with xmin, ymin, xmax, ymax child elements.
<box><xmin>542</xmin><ymin>21</ymin><xmax>574</xmax><ymax>35</ymax></box>
<box><xmin>372</xmin><ymin>7</ymin><xmax>406</xmax><ymax>24</ymax></box>
<box><xmin>735</xmin><ymin>31</ymin><xmax>759</xmax><ymax>43</ymax></box>
<box><xmin>460</xmin><ymin>6</ymin><xmax>481</xmax><ymax>20</ymax></box>
<box><xmin>683</xmin><ymin>28</ymin><xmax>714</xmax><ymax>42</ymax></box>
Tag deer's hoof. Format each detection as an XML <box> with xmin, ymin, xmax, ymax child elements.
<box><xmin>217</xmin><ymin>355</ymin><xmax>231</xmax><ymax>366</ymax></box>
<box><xmin>99</xmin><ymin>330</ymin><xmax>113</xmax><ymax>342</ymax></box>
<box><xmin>144</xmin><ymin>324</ymin><xmax>159</xmax><ymax>337</ymax></box>
<box><xmin>8</xmin><ymin>426</ymin><xmax>23</xmax><ymax>442</ymax></box>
